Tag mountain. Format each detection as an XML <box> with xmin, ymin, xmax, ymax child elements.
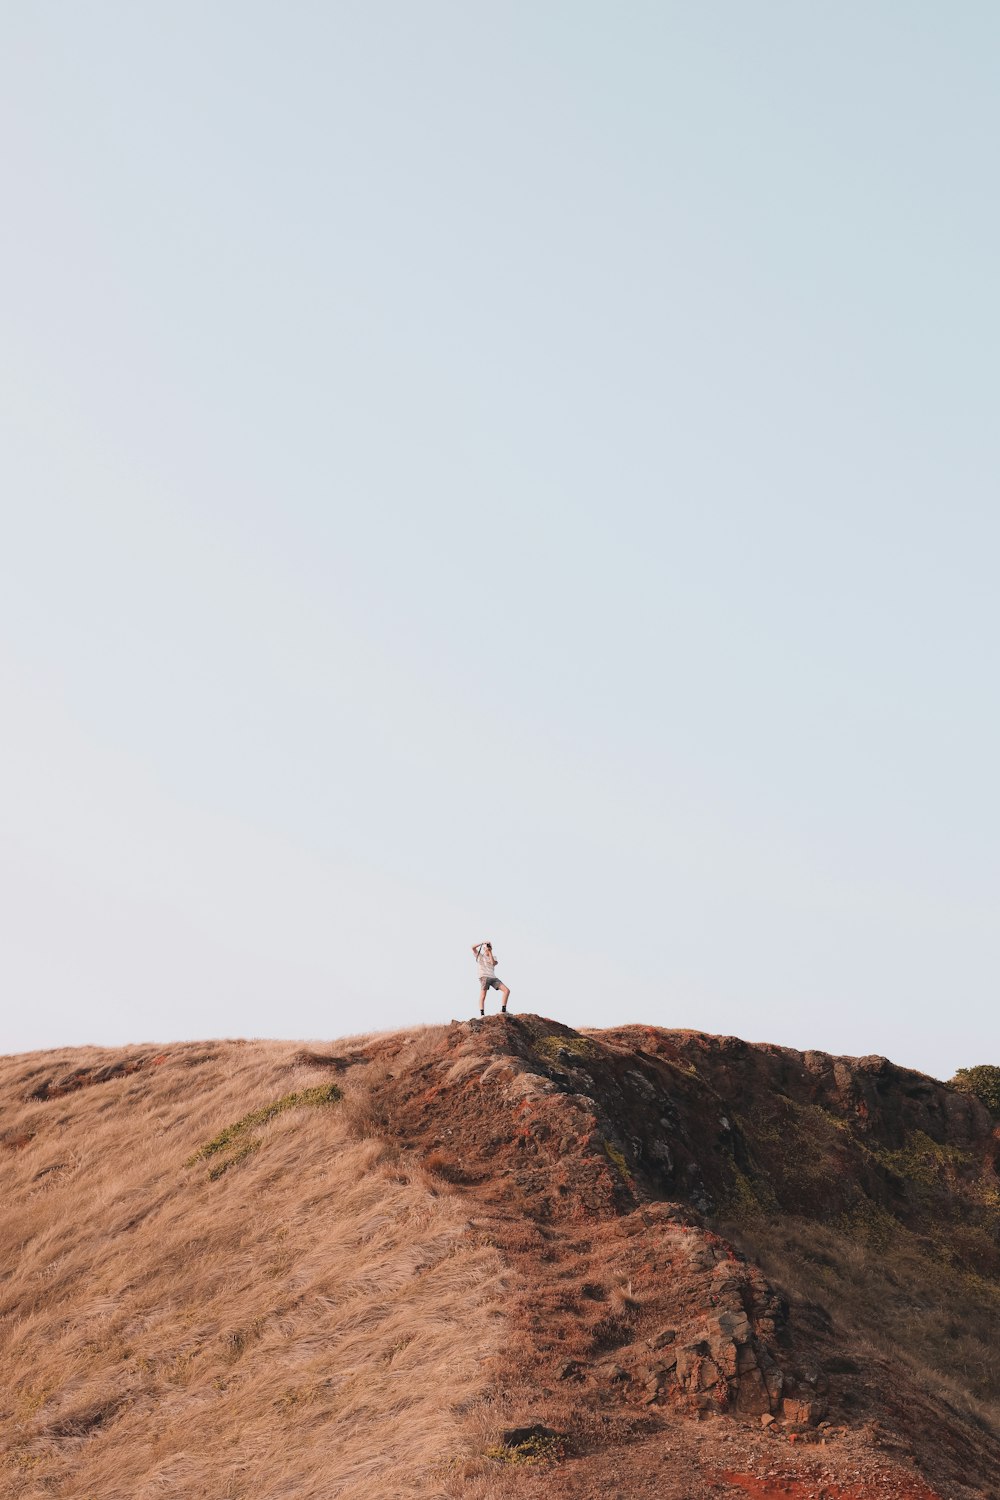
<box><xmin>2</xmin><ymin>1016</ymin><xmax>998</xmax><ymax>1499</ymax></box>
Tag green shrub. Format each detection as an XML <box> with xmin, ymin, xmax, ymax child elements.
<box><xmin>535</xmin><ymin>1033</ymin><xmax>598</xmax><ymax>1063</ymax></box>
<box><xmin>600</xmin><ymin>1138</ymin><xmax>632</xmax><ymax>1182</ymax></box>
<box><xmin>188</xmin><ymin>1083</ymin><xmax>342</xmax><ymax>1172</ymax></box>
<box><xmin>485</xmin><ymin>1433</ymin><xmax>565</xmax><ymax>1466</ymax></box>
<box><xmin>208</xmin><ymin>1139</ymin><xmax>261</xmax><ymax>1180</ymax></box>
<box><xmin>950</xmin><ymin>1066</ymin><xmax>1000</xmax><ymax>1117</ymax></box>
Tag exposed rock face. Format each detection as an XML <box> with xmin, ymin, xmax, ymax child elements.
<box><xmin>465</xmin><ymin>1017</ymin><xmax>1000</xmax><ymax>1281</ymax></box>
<box><xmin>366</xmin><ymin>1013</ymin><xmax>1000</xmax><ymax>1497</ymax></box>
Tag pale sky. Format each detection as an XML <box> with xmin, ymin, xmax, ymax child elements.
<box><xmin>2</xmin><ymin>3</ymin><xmax>997</xmax><ymax>1077</ymax></box>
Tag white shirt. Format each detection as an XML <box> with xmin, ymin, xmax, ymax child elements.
<box><xmin>475</xmin><ymin>944</ymin><xmax>496</xmax><ymax>977</ymax></box>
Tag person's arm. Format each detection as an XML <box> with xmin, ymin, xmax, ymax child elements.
<box><xmin>471</xmin><ymin>943</ymin><xmax>483</xmax><ymax>956</ymax></box>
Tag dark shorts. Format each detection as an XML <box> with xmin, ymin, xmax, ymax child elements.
<box><xmin>480</xmin><ymin>975</ymin><xmax>502</xmax><ymax>990</ymax></box>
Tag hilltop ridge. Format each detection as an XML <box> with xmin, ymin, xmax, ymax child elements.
<box><xmin>2</xmin><ymin>1018</ymin><xmax>998</xmax><ymax>1499</ymax></box>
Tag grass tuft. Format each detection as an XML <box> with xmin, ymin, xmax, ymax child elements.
<box><xmin>485</xmin><ymin>1433</ymin><xmax>566</xmax><ymax>1465</ymax></box>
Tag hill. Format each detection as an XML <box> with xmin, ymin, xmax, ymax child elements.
<box><xmin>2</xmin><ymin>1017</ymin><xmax>999</xmax><ymax>1499</ymax></box>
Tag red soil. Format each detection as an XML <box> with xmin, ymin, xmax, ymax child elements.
<box><xmin>719</xmin><ymin>1471</ymin><xmax>942</xmax><ymax>1499</ymax></box>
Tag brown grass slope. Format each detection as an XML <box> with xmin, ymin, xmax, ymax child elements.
<box><xmin>0</xmin><ymin>1034</ymin><xmax>509</xmax><ymax>1500</ymax></box>
<box><xmin>3</xmin><ymin>1018</ymin><xmax>1000</xmax><ymax>1500</ymax></box>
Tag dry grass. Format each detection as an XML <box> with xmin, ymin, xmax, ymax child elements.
<box><xmin>0</xmin><ymin>1037</ymin><xmax>512</xmax><ymax>1500</ymax></box>
<box><xmin>722</xmin><ymin>1210</ymin><xmax>1000</xmax><ymax>1436</ymax></box>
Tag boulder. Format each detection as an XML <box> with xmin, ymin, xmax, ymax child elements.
<box><xmin>733</xmin><ymin>1368</ymin><xmax>770</xmax><ymax>1416</ymax></box>
<box><xmin>782</xmin><ymin>1395</ymin><xmax>826</xmax><ymax>1426</ymax></box>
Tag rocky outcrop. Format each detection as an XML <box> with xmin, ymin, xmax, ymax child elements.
<box><xmin>362</xmin><ymin>1013</ymin><xmax>1000</xmax><ymax>1495</ymax></box>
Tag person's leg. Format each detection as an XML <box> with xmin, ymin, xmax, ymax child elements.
<box><xmin>499</xmin><ymin>983</ymin><xmax>510</xmax><ymax>1013</ymax></box>
<box><xmin>478</xmin><ymin>982</ymin><xmax>488</xmax><ymax>1017</ymax></box>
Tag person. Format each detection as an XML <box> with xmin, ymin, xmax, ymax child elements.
<box><xmin>471</xmin><ymin>940</ymin><xmax>510</xmax><ymax>1017</ymax></box>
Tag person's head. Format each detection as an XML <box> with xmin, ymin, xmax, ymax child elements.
<box><xmin>485</xmin><ymin>941</ymin><xmax>492</xmax><ymax>951</ymax></box>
